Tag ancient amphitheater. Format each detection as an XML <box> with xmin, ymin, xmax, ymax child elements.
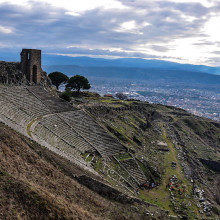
<box><xmin>0</xmin><ymin>49</ymin><xmax>148</xmax><ymax>194</ymax></box>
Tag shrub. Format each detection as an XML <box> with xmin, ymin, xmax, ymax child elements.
<box><xmin>59</xmin><ymin>90</ymin><xmax>72</xmax><ymax>102</ymax></box>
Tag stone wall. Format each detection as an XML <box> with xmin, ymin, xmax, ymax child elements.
<box><xmin>20</xmin><ymin>49</ymin><xmax>42</xmax><ymax>84</ymax></box>
<box><xmin>76</xmin><ymin>175</ymin><xmax>155</xmax><ymax>206</ymax></box>
<box><xmin>0</xmin><ymin>61</ymin><xmax>26</xmax><ymax>85</ymax></box>
<box><xmin>0</xmin><ymin>48</ymin><xmax>53</xmax><ymax>86</ymax></box>
<box><xmin>0</xmin><ymin>49</ymin><xmax>51</xmax><ymax>86</ymax></box>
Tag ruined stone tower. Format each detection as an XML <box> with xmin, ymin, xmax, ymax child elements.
<box><xmin>20</xmin><ymin>49</ymin><xmax>42</xmax><ymax>84</ymax></box>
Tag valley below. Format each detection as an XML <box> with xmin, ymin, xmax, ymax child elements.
<box><xmin>44</xmin><ymin>63</ymin><xmax>220</xmax><ymax>122</ymax></box>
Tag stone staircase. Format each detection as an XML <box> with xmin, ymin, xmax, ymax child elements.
<box><xmin>26</xmin><ymin>86</ymin><xmax>75</xmax><ymax>113</ymax></box>
<box><xmin>58</xmin><ymin>111</ymin><xmax>127</xmax><ymax>158</ymax></box>
<box><xmin>0</xmin><ymin>85</ymin><xmax>149</xmax><ymax>192</ymax></box>
<box><xmin>117</xmin><ymin>158</ymin><xmax>147</xmax><ymax>185</ymax></box>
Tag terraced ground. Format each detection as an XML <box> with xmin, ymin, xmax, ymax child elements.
<box><xmin>80</xmin><ymin>94</ymin><xmax>220</xmax><ymax>219</ymax></box>
<box><xmin>0</xmin><ymin>85</ymin><xmax>148</xmax><ymax>194</ymax></box>
<box><xmin>0</xmin><ymin>122</ymin><xmax>167</xmax><ymax>219</ymax></box>
<box><xmin>1</xmin><ymin>85</ymin><xmax>220</xmax><ymax>219</ymax></box>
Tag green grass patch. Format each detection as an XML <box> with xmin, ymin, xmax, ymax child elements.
<box><xmin>140</xmin><ymin>124</ymin><xmax>198</xmax><ymax>217</ymax></box>
<box><xmin>106</xmin><ymin>125</ymin><xmax>129</xmax><ymax>143</ymax></box>
<box><xmin>115</xmin><ymin>153</ymin><xmax>132</xmax><ymax>161</ymax></box>
<box><xmin>82</xmin><ymin>153</ymin><xmax>89</xmax><ymax>159</ymax></box>
<box><xmin>26</xmin><ymin>119</ymin><xmax>37</xmax><ymax>137</ymax></box>
<box><xmin>140</xmin><ymin>189</ymin><xmax>173</xmax><ymax>213</ymax></box>
<box><xmin>94</xmin><ymin>158</ymin><xmax>102</xmax><ymax>171</ymax></box>
<box><xmin>86</xmin><ymin>155</ymin><xmax>93</xmax><ymax>162</ymax></box>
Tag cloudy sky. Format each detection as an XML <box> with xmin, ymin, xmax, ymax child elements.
<box><xmin>0</xmin><ymin>0</ymin><xmax>220</xmax><ymax>66</ymax></box>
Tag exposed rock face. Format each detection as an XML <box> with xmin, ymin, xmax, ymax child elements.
<box><xmin>0</xmin><ymin>61</ymin><xmax>26</xmax><ymax>85</ymax></box>
<box><xmin>151</xmin><ymin>111</ymin><xmax>162</xmax><ymax>120</ymax></box>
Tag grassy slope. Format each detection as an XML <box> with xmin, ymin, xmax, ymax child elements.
<box><xmin>0</xmin><ymin>123</ymin><xmax>157</xmax><ymax>220</ymax></box>
<box><xmin>1</xmin><ymin>92</ymin><xmax>220</xmax><ymax>219</ymax></box>
<box><xmin>140</xmin><ymin>124</ymin><xmax>198</xmax><ymax>218</ymax></box>
<box><xmin>83</xmin><ymin>96</ymin><xmax>220</xmax><ymax>219</ymax></box>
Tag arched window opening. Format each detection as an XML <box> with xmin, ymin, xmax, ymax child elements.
<box><xmin>33</xmin><ymin>65</ymin><xmax>38</xmax><ymax>83</ymax></box>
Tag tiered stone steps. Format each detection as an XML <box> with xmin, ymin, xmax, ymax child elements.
<box><xmin>0</xmin><ymin>86</ymin><xmax>50</xmax><ymax>119</ymax></box>
<box><xmin>0</xmin><ymin>85</ymin><xmax>126</xmax><ymax>159</ymax></box>
<box><xmin>58</xmin><ymin>111</ymin><xmax>127</xmax><ymax>158</ymax></box>
<box><xmin>0</xmin><ymin>85</ymin><xmax>146</xmax><ymax>191</ymax></box>
<box><xmin>36</xmin><ymin>114</ymin><xmax>95</xmax><ymax>153</ymax></box>
<box><xmin>0</xmin><ymin>86</ymin><xmax>50</xmax><ymax>135</ymax></box>
<box><xmin>27</xmin><ymin>86</ymin><xmax>75</xmax><ymax>113</ymax></box>
<box><xmin>119</xmin><ymin>158</ymin><xmax>147</xmax><ymax>185</ymax></box>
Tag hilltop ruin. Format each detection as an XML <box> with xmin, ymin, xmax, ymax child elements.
<box><xmin>0</xmin><ymin>49</ymin><xmax>49</xmax><ymax>85</ymax></box>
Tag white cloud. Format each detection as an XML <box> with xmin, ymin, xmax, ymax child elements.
<box><xmin>0</xmin><ymin>25</ymin><xmax>13</xmax><ymax>34</ymax></box>
<box><xmin>0</xmin><ymin>0</ymin><xmax>31</xmax><ymax>9</ymax></box>
<box><xmin>53</xmin><ymin>0</ymin><xmax>127</xmax><ymax>11</ymax></box>
<box><xmin>0</xmin><ymin>0</ymin><xmax>220</xmax><ymax>66</ymax></box>
<box><xmin>65</xmin><ymin>11</ymin><xmax>81</xmax><ymax>17</ymax></box>
<box><xmin>114</xmin><ymin>20</ymin><xmax>150</xmax><ymax>34</ymax></box>
<box><xmin>158</xmin><ymin>0</ymin><xmax>214</xmax><ymax>7</ymax></box>
<box><xmin>204</xmin><ymin>16</ymin><xmax>220</xmax><ymax>41</ymax></box>
<box><xmin>46</xmin><ymin>0</ymin><xmax>128</xmax><ymax>19</ymax></box>
<box><xmin>0</xmin><ymin>0</ymin><xmax>28</xmax><ymax>4</ymax></box>
<box><xmin>115</xmin><ymin>20</ymin><xmax>139</xmax><ymax>34</ymax></box>
<box><xmin>0</xmin><ymin>0</ymin><xmax>129</xmax><ymax>13</ymax></box>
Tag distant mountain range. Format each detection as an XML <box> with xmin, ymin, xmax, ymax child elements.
<box><xmin>41</xmin><ymin>54</ymin><xmax>220</xmax><ymax>86</ymax></box>
<box><xmin>1</xmin><ymin>51</ymin><xmax>220</xmax><ymax>75</ymax></box>
<box><xmin>1</xmin><ymin>51</ymin><xmax>220</xmax><ymax>86</ymax></box>
<box><xmin>41</xmin><ymin>54</ymin><xmax>220</xmax><ymax>89</ymax></box>
<box><xmin>41</xmin><ymin>54</ymin><xmax>220</xmax><ymax>75</ymax></box>
<box><xmin>43</xmin><ymin>65</ymin><xmax>220</xmax><ymax>88</ymax></box>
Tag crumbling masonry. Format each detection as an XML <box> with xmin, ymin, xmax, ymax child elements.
<box><xmin>0</xmin><ymin>49</ymin><xmax>47</xmax><ymax>85</ymax></box>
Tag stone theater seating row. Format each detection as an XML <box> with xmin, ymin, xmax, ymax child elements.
<box><xmin>0</xmin><ymin>85</ymin><xmax>147</xmax><ymax>187</ymax></box>
<box><xmin>58</xmin><ymin>111</ymin><xmax>127</xmax><ymax>158</ymax></box>
<box><xmin>36</xmin><ymin>114</ymin><xmax>95</xmax><ymax>154</ymax></box>
<box><xmin>0</xmin><ymin>85</ymin><xmax>126</xmax><ymax>159</ymax></box>
<box><xmin>120</xmin><ymin>159</ymin><xmax>147</xmax><ymax>185</ymax></box>
<box><xmin>27</xmin><ymin>86</ymin><xmax>74</xmax><ymax>113</ymax></box>
<box><xmin>0</xmin><ymin>86</ymin><xmax>50</xmax><ymax>119</ymax></box>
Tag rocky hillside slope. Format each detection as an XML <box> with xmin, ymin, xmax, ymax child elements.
<box><xmin>76</xmin><ymin>94</ymin><xmax>220</xmax><ymax>219</ymax></box>
<box><xmin>0</xmin><ymin>87</ymin><xmax>220</xmax><ymax>219</ymax></box>
<box><xmin>0</xmin><ymin>122</ymin><xmax>167</xmax><ymax>220</ymax></box>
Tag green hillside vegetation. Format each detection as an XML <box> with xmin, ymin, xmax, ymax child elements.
<box><xmin>1</xmin><ymin>89</ymin><xmax>220</xmax><ymax>219</ymax></box>
<box><xmin>73</xmin><ymin>94</ymin><xmax>220</xmax><ymax>219</ymax></box>
<box><xmin>0</xmin><ymin>123</ymin><xmax>167</xmax><ymax>219</ymax></box>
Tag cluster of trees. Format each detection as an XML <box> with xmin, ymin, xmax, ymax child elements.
<box><xmin>48</xmin><ymin>72</ymin><xmax>90</xmax><ymax>92</ymax></box>
<box><xmin>48</xmin><ymin>72</ymin><xmax>129</xmax><ymax>102</ymax></box>
<box><xmin>48</xmin><ymin>72</ymin><xmax>91</xmax><ymax>101</ymax></box>
<box><xmin>115</xmin><ymin>92</ymin><xmax>128</xmax><ymax>100</ymax></box>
